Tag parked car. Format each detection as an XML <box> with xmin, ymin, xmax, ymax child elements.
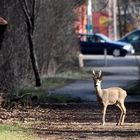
<box><xmin>118</xmin><ymin>28</ymin><xmax>140</xmax><ymax>53</ymax></box>
<box><xmin>78</xmin><ymin>33</ymin><xmax>135</xmax><ymax>57</ymax></box>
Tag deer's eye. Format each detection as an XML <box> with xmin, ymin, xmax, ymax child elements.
<box><xmin>97</xmin><ymin>77</ymin><xmax>100</xmax><ymax>79</ymax></box>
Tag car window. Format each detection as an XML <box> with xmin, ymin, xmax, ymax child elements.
<box><xmin>92</xmin><ymin>35</ymin><xmax>102</xmax><ymax>43</ymax></box>
<box><xmin>79</xmin><ymin>34</ymin><xmax>107</xmax><ymax>43</ymax></box>
<box><xmin>97</xmin><ymin>34</ymin><xmax>111</xmax><ymax>42</ymax></box>
<box><xmin>79</xmin><ymin>35</ymin><xmax>92</xmax><ymax>42</ymax></box>
<box><xmin>126</xmin><ymin>32</ymin><xmax>140</xmax><ymax>42</ymax></box>
<box><xmin>97</xmin><ymin>36</ymin><xmax>105</xmax><ymax>42</ymax></box>
<box><xmin>79</xmin><ymin>35</ymin><xmax>87</xmax><ymax>41</ymax></box>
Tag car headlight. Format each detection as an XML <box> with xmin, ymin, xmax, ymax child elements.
<box><xmin>123</xmin><ymin>44</ymin><xmax>133</xmax><ymax>51</ymax></box>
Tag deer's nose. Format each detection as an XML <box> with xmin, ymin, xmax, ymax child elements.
<box><xmin>94</xmin><ymin>83</ymin><xmax>98</xmax><ymax>87</ymax></box>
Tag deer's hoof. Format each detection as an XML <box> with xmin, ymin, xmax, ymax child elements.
<box><xmin>101</xmin><ymin>123</ymin><xmax>105</xmax><ymax>126</ymax></box>
<box><xmin>116</xmin><ymin>123</ymin><xmax>123</xmax><ymax>126</ymax></box>
<box><xmin>120</xmin><ymin>123</ymin><xmax>124</xmax><ymax>126</ymax></box>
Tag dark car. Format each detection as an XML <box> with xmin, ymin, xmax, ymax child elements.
<box><xmin>79</xmin><ymin>33</ymin><xmax>135</xmax><ymax>57</ymax></box>
<box><xmin>118</xmin><ymin>29</ymin><xmax>140</xmax><ymax>53</ymax></box>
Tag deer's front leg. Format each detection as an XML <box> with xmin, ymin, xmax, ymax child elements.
<box><xmin>102</xmin><ymin>105</ymin><xmax>107</xmax><ymax>126</ymax></box>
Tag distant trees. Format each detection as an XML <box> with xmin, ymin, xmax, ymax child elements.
<box><xmin>0</xmin><ymin>0</ymin><xmax>78</xmax><ymax>94</ymax></box>
<box><xmin>117</xmin><ymin>0</ymin><xmax>140</xmax><ymax>36</ymax></box>
<box><xmin>0</xmin><ymin>0</ymin><xmax>140</xmax><ymax>95</ymax></box>
<box><xmin>35</xmin><ymin>0</ymin><xmax>77</xmax><ymax>75</ymax></box>
<box><xmin>90</xmin><ymin>0</ymin><xmax>140</xmax><ymax>37</ymax></box>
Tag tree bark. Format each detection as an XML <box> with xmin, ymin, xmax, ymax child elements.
<box><xmin>19</xmin><ymin>0</ymin><xmax>41</xmax><ymax>86</ymax></box>
<box><xmin>28</xmin><ymin>33</ymin><xmax>41</xmax><ymax>86</ymax></box>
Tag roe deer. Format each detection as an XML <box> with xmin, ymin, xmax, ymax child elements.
<box><xmin>92</xmin><ymin>70</ymin><xmax>127</xmax><ymax>126</ymax></box>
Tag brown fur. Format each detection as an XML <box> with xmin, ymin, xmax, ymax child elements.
<box><xmin>92</xmin><ymin>70</ymin><xmax>127</xmax><ymax>126</ymax></box>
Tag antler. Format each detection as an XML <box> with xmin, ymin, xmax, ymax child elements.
<box><xmin>98</xmin><ymin>70</ymin><xmax>102</xmax><ymax>77</ymax></box>
<box><xmin>92</xmin><ymin>70</ymin><xmax>102</xmax><ymax>79</ymax></box>
<box><xmin>92</xmin><ymin>70</ymin><xmax>95</xmax><ymax>76</ymax></box>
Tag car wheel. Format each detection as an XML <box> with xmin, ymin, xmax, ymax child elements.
<box><xmin>112</xmin><ymin>49</ymin><xmax>121</xmax><ymax>57</ymax></box>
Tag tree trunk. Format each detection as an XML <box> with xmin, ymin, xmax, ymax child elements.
<box><xmin>28</xmin><ymin>33</ymin><xmax>41</xmax><ymax>86</ymax></box>
<box><xmin>18</xmin><ymin>0</ymin><xmax>41</xmax><ymax>87</ymax></box>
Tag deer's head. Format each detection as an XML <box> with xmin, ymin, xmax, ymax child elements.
<box><xmin>92</xmin><ymin>70</ymin><xmax>102</xmax><ymax>88</ymax></box>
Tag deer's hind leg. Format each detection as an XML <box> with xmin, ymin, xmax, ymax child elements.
<box><xmin>120</xmin><ymin>101</ymin><xmax>126</xmax><ymax>125</ymax></box>
<box><xmin>116</xmin><ymin>101</ymin><xmax>126</xmax><ymax>125</ymax></box>
<box><xmin>116</xmin><ymin>103</ymin><xmax>123</xmax><ymax>125</ymax></box>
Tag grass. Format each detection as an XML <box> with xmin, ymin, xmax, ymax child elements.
<box><xmin>127</xmin><ymin>81</ymin><xmax>140</xmax><ymax>95</ymax></box>
<box><xmin>17</xmin><ymin>69</ymin><xmax>140</xmax><ymax>102</ymax></box>
<box><xmin>19</xmin><ymin>77</ymin><xmax>74</xmax><ymax>94</ymax></box>
<box><xmin>19</xmin><ymin>68</ymin><xmax>136</xmax><ymax>103</ymax></box>
<box><xmin>5</xmin><ymin>70</ymin><xmax>91</xmax><ymax>104</ymax></box>
<box><xmin>0</xmin><ymin>70</ymin><xmax>87</xmax><ymax>139</ymax></box>
<box><xmin>42</xmin><ymin>77</ymin><xmax>74</xmax><ymax>89</ymax></box>
<box><xmin>0</xmin><ymin>124</ymin><xmax>35</xmax><ymax>140</ymax></box>
<box><xmin>18</xmin><ymin>71</ymin><xmax>88</xmax><ymax>103</ymax></box>
<box><xmin>55</xmin><ymin>69</ymin><xmax>91</xmax><ymax>80</ymax></box>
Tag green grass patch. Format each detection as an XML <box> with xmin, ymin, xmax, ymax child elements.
<box><xmin>18</xmin><ymin>70</ymin><xmax>91</xmax><ymax>103</ymax></box>
<box><xmin>0</xmin><ymin>124</ymin><xmax>35</xmax><ymax>140</ymax></box>
<box><xmin>56</xmin><ymin>69</ymin><xmax>91</xmax><ymax>80</ymax></box>
<box><xmin>19</xmin><ymin>77</ymin><xmax>73</xmax><ymax>94</ymax></box>
<box><xmin>18</xmin><ymin>77</ymin><xmax>75</xmax><ymax>103</ymax></box>
<box><xmin>127</xmin><ymin>81</ymin><xmax>140</xmax><ymax>95</ymax></box>
<box><xmin>42</xmin><ymin>77</ymin><xmax>74</xmax><ymax>89</ymax></box>
<box><xmin>20</xmin><ymin>69</ymin><xmax>91</xmax><ymax>93</ymax></box>
<box><xmin>18</xmin><ymin>77</ymin><xmax>83</xmax><ymax>103</ymax></box>
<box><xmin>17</xmin><ymin>69</ymin><xmax>128</xmax><ymax>103</ymax></box>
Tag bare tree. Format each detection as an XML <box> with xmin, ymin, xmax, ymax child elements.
<box><xmin>0</xmin><ymin>0</ymin><xmax>41</xmax><ymax>95</ymax></box>
<box><xmin>36</xmin><ymin>0</ymin><xmax>78</xmax><ymax>75</ymax></box>
<box><xmin>117</xmin><ymin>0</ymin><xmax>140</xmax><ymax>37</ymax></box>
<box><xmin>0</xmin><ymin>0</ymin><xmax>79</xmax><ymax>95</ymax></box>
<box><xmin>18</xmin><ymin>0</ymin><xmax>41</xmax><ymax>86</ymax></box>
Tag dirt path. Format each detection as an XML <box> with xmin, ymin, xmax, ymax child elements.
<box><xmin>33</xmin><ymin>103</ymin><xmax>140</xmax><ymax>140</ymax></box>
<box><xmin>36</xmin><ymin>123</ymin><xmax>140</xmax><ymax>140</ymax></box>
<box><xmin>0</xmin><ymin>102</ymin><xmax>140</xmax><ymax>140</ymax></box>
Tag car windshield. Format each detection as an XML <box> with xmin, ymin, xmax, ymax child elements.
<box><xmin>96</xmin><ymin>34</ymin><xmax>111</xmax><ymax>42</ymax></box>
<box><xmin>120</xmin><ymin>29</ymin><xmax>140</xmax><ymax>42</ymax></box>
<box><xmin>79</xmin><ymin>33</ymin><xmax>111</xmax><ymax>42</ymax></box>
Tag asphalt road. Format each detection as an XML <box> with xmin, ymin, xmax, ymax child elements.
<box><xmin>51</xmin><ymin>55</ymin><xmax>140</xmax><ymax>102</ymax></box>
